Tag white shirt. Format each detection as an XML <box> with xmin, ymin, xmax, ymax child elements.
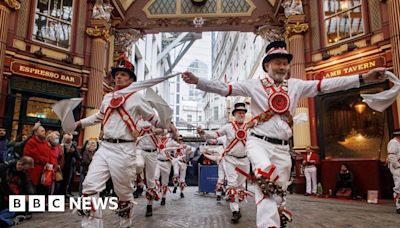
<box><xmin>204</xmin><ymin>122</ymin><xmax>247</xmax><ymax>157</ymax></box>
<box><xmin>157</xmin><ymin>138</ymin><xmax>180</xmax><ymax>160</ymax></box>
<box><xmin>197</xmin><ymin>74</ymin><xmax>360</xmax><ymax>140</ymax></box>
<box><xmin>80</xmin><ymin>90</ymin><xmax>159</xmax><ymax>141</ymax></box>
<box><xmin>387</xmin><ymin>137</ymin><xmax>400</xmax><ymax>169</ymax></box>
<box><xmin>136</xmin><ymin>119</ymin><xmax>158</xmax><ymax>150</ymax></box>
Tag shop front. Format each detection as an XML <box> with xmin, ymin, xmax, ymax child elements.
<box><xmin>3</xmin><ymin>58</ymin><xmax>82</xmax><ymax>139</ymax></box>
<box><xmin>310</xmin><ymin>55</ymin><xmax>395</xmax><ymax>198</ymax></box>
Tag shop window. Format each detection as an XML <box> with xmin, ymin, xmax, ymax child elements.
<box><xmin>317</xmin><ymin>83</ymin><xmax>390</xmax><ymax>161</ymax></box>
<box><xmin>323</xmin><ymin>0</ymin><xmax>364</xmax><ymax>45</ymax></box>
<box><xmin>26</xmin><ymin>97</ymin><xmax>59</xmax><ymax>121</ymax></box>
<box><xmin>33</xmin><ymin>0</ymin><xmax>73</xmax><ymax>49</ymax></box>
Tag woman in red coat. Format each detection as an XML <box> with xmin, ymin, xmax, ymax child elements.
<box><xmin>23</xmin><ymin>126</ymin><xmax>50</xmax><ymax>193</ymax></box>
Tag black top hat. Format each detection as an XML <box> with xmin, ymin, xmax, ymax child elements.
<box><xmin>232</xmin><ymin>102</ymin><xmax>247</xmax><ymax>115</ymax></box>
<box><xmin>393</xmin><ymin>129</ymin><xmax>400</xmax><ymax>136</ymax></box>
<box><xmin>111</xmin><ymin>58</ymin><xmax>137</xmax><ymax>81</ymax></box>
<box><xmin>262</xmin><ymin>41</ymin><xmax>293</xmax><ymax>72</ymax></box>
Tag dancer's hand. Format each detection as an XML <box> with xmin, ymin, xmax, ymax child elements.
<box><xmin>181</xmin><ymin>71</ymin><xmax>199</xmax><ymax>84</ymax></box>
<box><xmin>362</xmin><ymin>67</ymin><xmax>386</xmax><ymax>83</ymax></box>
<box><xmin>197</xmin><ymin>127</ymin><xmax>205</xmax><ymax>136</ymax></box>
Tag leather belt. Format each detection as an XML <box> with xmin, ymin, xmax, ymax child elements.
<box><xmin>228</xmin><ymin>155</ymin><xmax>247</xmax><ymax>159</ymax></box>
<box><xmin>143</xmin><ymin>149</ymin><xmax>157</xmax><ymax>152</ymax></box>
<box><xmin>103</xmin><ymin>138</ymin><xmax>134</xmax><ymax>143</ymax></box>
<box><xmin>158</xmin><ymin>159</ymin><xmax>169</xmax><ymax>162</ymax></box>
<box><xmin>250</xmin><ymin>133</ymin><xmax>288</xmax><ymax>145</ymax></box>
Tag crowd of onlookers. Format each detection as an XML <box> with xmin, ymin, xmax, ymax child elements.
<box><xmin>0</xmin><ymin>123</ymin><xmax>98</xmax><ymax>227</ymax></box>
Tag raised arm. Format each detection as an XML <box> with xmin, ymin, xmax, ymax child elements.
<box><xmin>182</xmin><ymin>71</ymin><xmax>250</xmax><ymax>97</ymax></box>
<box><xmin>298</xmin><ymin>68</ymin><xmax>386</xmax><ymax>98</ymax></box>
<box><xmin>78</xmin><ymin>102</ymin><xmax>106</xmax><ymax>129</ymax></box>
<box><xmin>197</xmin><ymin>126</ymin><xmax>227</xmax><ymax>139</ymax></box>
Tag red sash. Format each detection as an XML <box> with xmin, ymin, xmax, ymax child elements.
<box><xmin>102</xmin><ymin>92</ymin><xmax>138</xmax><ymax>133</ymax></box>
<box><xmin>221</xmin><ymin>121</ymin><xmax>247</xmax><ymax>158</ymax></box>
<box><xmin>138</xmin><ymin>125</ymin><xmax>158</xmax><ymax>147</ymax></box>
<box><xmin>251</xmin><ymin>78</ymin><xmax>292</xmax><ymax>126</ymax></box>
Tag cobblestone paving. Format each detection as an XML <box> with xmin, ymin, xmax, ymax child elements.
<box><xmin>16</xmin><ymin>186</ymin><xmax>399</xmax><ymax>228</ymax></box>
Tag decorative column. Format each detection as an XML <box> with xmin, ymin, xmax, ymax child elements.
<box><xmin>387</xmin><ymin>0</ymin><xmax>400</xmax><ymax>123</ymax></box>
<box><xmin>84</xmin><ymin>19</ymin><xmax>110</xmax><ymax>141</ymax></box>
<box><xmin>0</xmin><ymin>0</ymin><xmax>20</xmax><ymax>98</ymax></box>
<box><xmin>284</xmin><ymin>4</ymin><xmax>311</xmax><ymax>149</ymax></box>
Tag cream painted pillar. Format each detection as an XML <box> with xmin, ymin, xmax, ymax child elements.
<box><xmin>387</xmin><ymin>0</ymin><xmax>400</xmax><ymax>123</ymax></box>
<box><xmin>84</xmin><ymin>19</ymin><xmax>110</xmax><ymax>139</ymax></box>
<box><xmin>0</xmin><ymin>0</ymin><xmax>20</xmax><ymax>96</ymax></box>
<box><xmin>285</xmin><ymin>15</ymin><xmax>311</xmax><ymax>149</ymax></box>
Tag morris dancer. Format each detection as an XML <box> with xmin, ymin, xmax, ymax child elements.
<box><xmin>155</xmin><ymin>126</ymin><xmax>179</xmax><ymax>206</ymax></box>
<box><xmin>198</xmin><ymin>102</ymin><xmax>250</xmax><ymax>224</ymax></box>
<box><xmin>183</xmin><ymin>40</ymin><xmax>386</xmax><ymax>227</ymax></box>
<box><xmin>387</xmin><ymin>129</ymin><xmax>400</xmax><ymax>214</ymax></box>
<box><xmin>135</xmin><ymin>119</ymin><xmax>165</xmax><ymax>217</ymax></box>
<box><xmin>172</xmin><ymin>135</ymin><xmax>193</xmax><ymax>198</ymax></box>
<box><xmin>75</xmin><ymin>58</ymin><xmax>160</xmax><ymax>228</ymax></box>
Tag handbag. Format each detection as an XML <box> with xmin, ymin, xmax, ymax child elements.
<box><xmin>55</xmin><ymin>165</ymin><xmax>63</xmax><ymax>181</ymax></box>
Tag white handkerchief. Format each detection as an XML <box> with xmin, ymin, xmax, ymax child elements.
<box><xmin>293</xmin><ymin>112</ymin><xmax>309</xmax><ymax>125</ymax></box>
<box><xmin>361</xmin><ymin>71</ymin><xmax>399</xmax><ymax>112</ymax></box>
<box><xmin>144</xmin><ymin>88</ymin><xmax>173</xmax><ymax>129</ymax></box>
<box><xmin>52</xmin><ymin>98</ymin><xmax>83</xmax><ymax>133</ymax></box>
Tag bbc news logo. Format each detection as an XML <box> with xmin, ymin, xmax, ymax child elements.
<box><xmin>9</xmin><ymin>195</ymin><xmax>118</xmax><ymax>212</ymax></box>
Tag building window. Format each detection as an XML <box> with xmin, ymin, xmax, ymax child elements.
<box><xmin>176</xmin><ymin>94</ymin><xmax>180</xmax><ymax>103</ymax></box>
<box><xmin>176</xmin><ymin>83</ymin><xmax>180</xmax><ymax>93</ymax></box>
<box><xmin>213</xmin><ymin>107</ymin><xmax>219</xmax><ymax>121</ymax></box>
<box><xmin>33</xmin><ymin>0</ymin><xmax>73</xmax><ymax>49</ymax></box>
<box><xmin>176</xmin><ymin>105</ymin><xmax>180</xmax><ymax>115</ymax></box>
<box><xmin>199</xmin><ymin>116</ymin><xmax>202</xmax><ymax>122</ymax></box>
<box><xmin>323</xmin><ymin>0</ymin><xmax>364</xmax><ymax>45</ymax></box>
<box><xmin>317</xmin><ymin>83</ymin><xmax>390</xmax><ymax>161</ymax></box>
<box><xmin>187</xmin><ymin>114</ymin><xmax>192</xmax><ymax>122</ymax></box>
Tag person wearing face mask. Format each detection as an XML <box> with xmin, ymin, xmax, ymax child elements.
<box><xmin>197</xmin><ymin>103</ymin><xmax>250</xmax><ymax>224</ymax></box>
<box><xmin>182</xmin><ymin>40</ymin><xmax>387</xmax><ymax>228</ymax></box>
<box><xmin>61</xmin><ymin>133</ymin><xmax>80</xmax><ymax>198</ymax></box>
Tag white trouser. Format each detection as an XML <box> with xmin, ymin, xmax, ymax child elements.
<box><xmin>224</xmin><ymin>155</ymin><xmax>249</xmax><ymax>212</ymax></box>
<box><xmin>304</xmin><ymin>166</ymin><xmax>317</xmax><ymax>194</ymax></box>
<box><xmin>216</xmin><ymin>160</ymin><xmax>226</xmax><ymax>196</ymax></box>
<box><xmin>134</xmin><ymin>149</ymin><xmax>145</xmax><ymax>188</ymax></box>
<box><xmin>82</xmin><ymin>141</ymin><xmax>136</xmax><ymax>228</ymax></box>
<box><xmin>155</xmin><ymin>160</ymin><xmax>172</xmax><ymax>197</ymax></box>
<box><xmin>139</xmin><ymin>149</ymin><xmax>158</xmax><ymax>205</ymax></box>
<box><xmin>246</xmin><ymin>136</ymin><xmax>291</xmax><ymax>228</ymax></box>
<box><xmin>173</xmin><ymin>160</ymin><xmax>188</xmax><ymax>189</ymax></box>
<box><xmin>389</xmin><ymin>164</ymin><xmax>400</xmax><ymax>209</ymax></box>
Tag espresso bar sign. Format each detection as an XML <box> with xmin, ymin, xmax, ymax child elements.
<box><xmin>10</xmin><ymin>61</ymin><xmax>82</xmax><ymax>87</ymax></box>
<box><xmin>323</xmin><ymin>57</ymin><xmax>383</xmax><ymax>79</ymax></box>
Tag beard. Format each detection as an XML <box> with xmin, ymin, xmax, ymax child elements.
<box><xmin>235</xmin><ymin>117</ymin><xmax>245</xmax><ymax>123</ymax></box>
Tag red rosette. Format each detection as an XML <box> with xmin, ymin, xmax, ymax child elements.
<box><xmin>159</xmin><ymin>144</ymin><xmax>166</xmax><ymax>150</ymax></box>
<box><xmin>269</xmin><ymin>92</ymin><xmax>290</xmax><ymax>114</ymax></box>
<box><xmin>236</xmin><ymin>130</ymin><xmax>247</xmax><ymax>140</ymax></box>
<box><xmin>109</xmin><ymin>96</ymin><xmax>125</xmax><ymax>108</ymax></box>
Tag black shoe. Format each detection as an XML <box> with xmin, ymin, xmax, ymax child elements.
<box><xmin>238</xmin><ymin>210</ymin><xmax>242</xmax><ymax>218</ymax></box>
<box><xmin>173</xmin><ymin>187</ymin><xmax>177</xmax><ymax>194</ymax></box>
<box><xmin>180</xmin><ymin>192</ymin><xmax>184</xmax><ymax>198</ymax></box>
<box><xmin>231</xmin><ymin>211</ymin><xmax>240</xmax><ymax>223</ymax></box>
<box><xmin>133</xmin><ymin>186</ymin><xmax>143</xmax><ymax>198</ymax></box>
<box><xmin>160</xmin><ymin>197</ymin><xmax>166</xmax><ymax>206</ymax></box>
<box><xmin>216</xmin><ymin>195</ymin><xmax>222</xmax><ymax>201</ymax></box>
<box><xmin>396</xmin><ymin>208</ymin><xmax>400</xmax><ymax>214</ymax></box>
<box><xmin>145</xmin><ymin>205</ymin><xmax>153</xmax><ymax>217</ymax></box>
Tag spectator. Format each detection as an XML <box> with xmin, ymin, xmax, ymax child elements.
<box><xmin>23</xmin><ymin>125</ymin><xmax>51</xmax><ymax>194</ymax></box>
<box><xmin>0</xmin><ymin>156</ymin><xmax>35</xmax><ymax>227</ymax></box>
<box><xmin>79</xmin><ymin>138</ymin><xmax>98</xmax><ymax>196</ymax></box>
<box><xmin>47</xmin><ymin>131</ymin><xmax>63</xmax><ymax>195</ymax></box>
<box><xmin>333</xmin><ymin>163</ymin><xmax>357</xmax><ymax>199</ymax></box>
<box><xmin>61</xmin><ymin>133</ymin><xmax>80</xmax><ymax>197</ymax></box>
<box><xmin>0</xmin><ymin>127</ymin><xmax>8</xmax><ymax>163</ymax></box>
<box><xmin>8</xmin><ymin>134</ymin><xmax>28</xmax><ymax>159</ymax></box>
<box><xmin>302</xmin><ymin>146</ymin><xmax>320</xmax><ymax>196</ymax></box>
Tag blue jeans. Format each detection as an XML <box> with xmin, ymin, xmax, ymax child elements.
<box><xmin>0</xmin><ymin>208</ymin><xmax>15</xmax><ymax>227</ymax></box>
